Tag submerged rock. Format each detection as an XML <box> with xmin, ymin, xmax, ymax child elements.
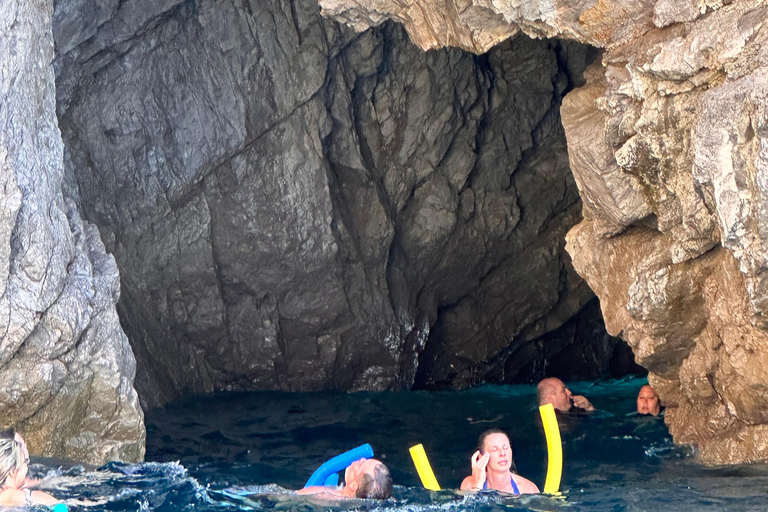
<box><xmin>0</xmin><ymin>0</ymin><xmax>144</xmax><ymax>463</ymax></box>
<box><xmin>319</xmin><ymin>0</ymin><xmax>768</xmax><ymax>464</ymax></box>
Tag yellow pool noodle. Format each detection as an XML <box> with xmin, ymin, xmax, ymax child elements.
<box><xmin>409</xmin><ymin>444</ymin><xmax>441</xmax><ymax>491</ymax></box>
<box><xmin>539</xmin><ymin>403</ymin><xmax>563</xmax><ymax>494</ymax></box>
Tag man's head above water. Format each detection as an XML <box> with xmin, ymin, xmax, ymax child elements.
<box><xmin>297</xmin><ymin>457</ymin><xmax>392</xmax><ymax>500</ymax></box>
<box><xmin>636</xmin><ymin>385</ymin><xmax>661</xmax><ymax>416</ymax></box>
<box><xmin>537</xmin><ymin>377</ymin><xmax>595</xmax><ymax>412</ymax></box>
<box><xmin>343</xmin><ymin>458</ymin><xmax>393</xmax><ymax>499</ymax></box>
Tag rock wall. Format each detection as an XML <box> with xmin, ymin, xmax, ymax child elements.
<box><xmin>0</xmin><ymin>0</ymin><xmax>143</xmax><ymax>464</ymax></box>
<box><xmin>53</xmin><ymin>0</ymin><xmax>606</xmax><ymax>408</ymax></box>
<box><xmin>318</xmin><ymin>0</ymin><xmax>768</xmax><ymax>463</ymax></box>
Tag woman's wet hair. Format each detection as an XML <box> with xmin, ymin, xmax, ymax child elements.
<box><xmin>477</xmin><ymin>428</ymin><xmax>517</xmax><ymax>472</ymax></box>
<box><xmin>355</xmin><ymin>462</ymin><xmax>393</xmax><ymax>500</ymax></box>
<box><xmin>477</xmin><ymin>428</ymin><xmax>507</xmax><ymax>452</ymax></box>
<box><xmin>0</xmin><ymin>436</ymin><xmax>24</xmax><ymax>484</ymax></box>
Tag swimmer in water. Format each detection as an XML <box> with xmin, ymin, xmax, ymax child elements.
<box><xmin>0</xmin><ymin>430</ymin><xmax>38</xmax><ymax>488</ymax></box>
<box><xmin>460</xmin><ymin>429</ymin><xmax>539</xmax><ymax>494</ymax></box>
<box><xmin>297</xmin><ymin>458</ymin><xmax>393</xmax><ymax>499</ymax></box>
<box><xmin>537</xmin><ymin>377</ymin><xmax>595</xmax><ymax>412</ymax></box>
<box><xmin>0</xmin><ymin>431</ymin><xmax>59</xmax><ymax>507</ymax></box>
<box><xmin>636</xmin><ymin>384</ymin><xmax>662</xmax><ymax>416</ymax></box>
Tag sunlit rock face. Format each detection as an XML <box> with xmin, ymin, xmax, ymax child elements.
<box><xmin>53</xmin><ymin>0</ymin><xmax>609</xmax><ymax>407</ymax></box>
<box><xmin>0</xmin><ymin>0</ymin><xmax>144</xmax><ymax>464</ymax></box>
<box><xmin>319</xmin><ymin>0</ymin><xmax>768</xmax><ymax>463</ymax></box>
<box><xmin>564</xmin><ymin>3</ymin><xmax>768</xmax><ymax>465</ymax></box>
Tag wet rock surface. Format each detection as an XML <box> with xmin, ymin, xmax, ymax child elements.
<box><xmin>0</xmin><ymin>0</ymin><xmax>144</xmax><ymax>464</ymax></box>
<box><xmin>319</xmin><ymin>0</ymin><xmax>768</xmax><ymax>463</ymax></box>
<box><xmin>54</xmin><ymin>0</ymin><xmax>604</xmax><ymax>407</ymax></box>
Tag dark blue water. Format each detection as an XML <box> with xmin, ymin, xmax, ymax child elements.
<box><xmin>31</xmin><ymin>377</ymin><xmax>768</xmax><ymax>511</ymax></box>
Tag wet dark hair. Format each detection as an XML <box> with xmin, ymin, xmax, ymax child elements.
<box><xmin>477</xmin><ymin>428</ymin><xmax>517</xmax><ymax>473</ymax></box>
<box><xmin>355</xmin><ymin>462</ymin><xmax>393</xmax><ymax>499</ymax></box>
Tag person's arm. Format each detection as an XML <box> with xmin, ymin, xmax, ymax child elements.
<box><xmin>29</xmin><ymin>489</ymin><xmax>59</xmax><ymax>506</ymax></box>
<box><xmin>460</xmin><ymin>451</ymin><xmax>489</xmax><ymax>491</ymax></box>
<box><xmin>572</xmin><ymin>395</ymin><xmax>595</xmax><ymax>411</ymax></box>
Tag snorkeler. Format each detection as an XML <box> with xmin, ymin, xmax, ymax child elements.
<box><xmin>460</xmin><ymin>429</ymin><xmax>539</xmax><ymax>494</ymax></box>
<box><xmin>636</xmin><ymin>385</ymin><xmax>663</xmax><ymax>416</ymax></box>
<box><xmin>0</xmin><ymin>432</ymin><xmax>60</xmax><ymax>506</ymax></box>
<box><xmin>298</xmin><ymin>458</ymin><xmax>393</xmax><ymax>499</ymax></box>
<box><xmin>537</xmin><ymin>377</ymin><xmax>594</xmax><ymax>412</ymax></box>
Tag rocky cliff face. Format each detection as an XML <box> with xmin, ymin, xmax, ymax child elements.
<box><xmin>0</xmin><ymin>0</ymin><xmax>143</xmax><ymax>464</ymax></box>
<box><xmin>52</xmin><ymin>0</ymin><xmax>613</xmax><ymax>408</ymax></box>
<box><xmin>319</xmin><ymin>0</ymin><xmax>768</xmax><ymax>464</ymax></box>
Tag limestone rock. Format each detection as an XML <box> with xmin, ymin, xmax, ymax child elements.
<box><xmin>318</xmin><ymin>0</ymin><xmax>657</xmax><ymax>53</ymax></box>
<box><xmin>54</xmin><ymin>0</ymin><xmax>600</xmax><ymax>407</ymax></box>
<box><xmin>321</xmin><ymin>0</ymin><xmax>768</xmax><ymax>464</ymax></box>
<box><xmin>564</xmin><ymin>0</ymin><xmax>768</xmax><ymax>464</ymax></box>
<box><xmin>0</xmin><ymin>0</ymin><xmax>144</xmax><ymax>463</ymax></box>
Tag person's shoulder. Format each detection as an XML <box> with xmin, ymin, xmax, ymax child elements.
<box><xmin>512</xmin><ymin>474</ymin><xmax>539</xmax><ymax>494</ymax></box>
<box><xmin>296</xmin><ymin>486</ymin><xmax>332</xmax><ymax>495</ymax></box>
<box><xmin>296</xmin><ymin>486</ymin><xmax>350</xmax><ymax>499</ymax></box>
<box><xmin>460</xmin><ymin>476</ymin><xmax>475</xmax><ymax>490</ymax></box>
<box><xmin>0</xmin><ymin>488</ymin><xmax>27</xmax><ymax>506</ymax></box>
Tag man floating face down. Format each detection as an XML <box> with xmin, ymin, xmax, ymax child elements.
<box><xmin>297</xmin><ymin>458</ymin><xmax>393</xmax><ymax>499</ymax></box>
<box><xmin>636</xmin><ymin>385</ymin><xmax>662</xmax><ymax>416</ymax></box>
<box><xmin>537</xmin><ymin>377</ymin><xmax>595</xmax><ymax>412</ymax></box>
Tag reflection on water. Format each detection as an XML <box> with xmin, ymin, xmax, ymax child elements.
<box><xmin>31</xmin><ymin>377</ymin><xmax>768</xmax><ymax>511</ymax></box>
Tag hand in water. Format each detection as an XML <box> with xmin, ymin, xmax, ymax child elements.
<box><xmin>572</xmin><ymin>395</ymin><xmax>595</xmax><ymax>411</ymax></box>
<box><xmin>470</xmin><ymin>451</ymin><xmax>490</xmax><ymax>489</ymax></box>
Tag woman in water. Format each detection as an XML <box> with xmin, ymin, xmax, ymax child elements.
<box><xmin>0</xmin><ymin>432</ymin><xmax>59</xmax><ymax>507</ymax></box>
<box><xmin>460</xmin><ymin>428</ymin><xmax>539</xmax><ymax>494</ymax></box>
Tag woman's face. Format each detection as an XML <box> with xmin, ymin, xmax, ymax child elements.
<box><xmin>637</xmin><ymin>385</ymin><xmax>661</xmax><ymax>416</ymax></box>
<box><xmin>482</xmin><ymin>433</ymin><xmax>512</xmax><ymax>472</ymax></box>
<box><xmin>12</xmin><ymin>457</ymin><xmax>27</xmax><ymax>488</ymax></box>
<box><xmin>8</xmin><ymin>435</ymin><xmax>28</xmax><ymax>488</ymax></box>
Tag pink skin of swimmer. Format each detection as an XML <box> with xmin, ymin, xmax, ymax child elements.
<box><xmin>460</xmin><ymin>432</ymin><xmax>539</xmax><ymax>494</ymax></box>
<box><xmin>0</xmin><ymin>433</ymin><xmax>58</xmax><ymax>507</ymax></box>
<box><xmin>636</xmin><ymin>385</ymin><xmax>662</xmax><ymax>416</ymax></box>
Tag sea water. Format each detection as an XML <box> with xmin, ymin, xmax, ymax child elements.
<box><xmin>32</xmin><ymin>377</ymin><xmax>768</xmax><ymax>511</ymax></box>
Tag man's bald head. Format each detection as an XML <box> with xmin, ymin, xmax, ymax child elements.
<box><xmin>537</xmin><ymin>377</ymin><xmax>572</xmax><ymax>412</ymax></box>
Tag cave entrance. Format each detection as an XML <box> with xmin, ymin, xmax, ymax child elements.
<box><xmin>54</xmin><ymin>0</ymin><xmax>640</xmax><ymax>407</ymax></box>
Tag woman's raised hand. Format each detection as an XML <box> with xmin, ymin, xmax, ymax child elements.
<box><xmin>470</xmin><ymin>450</ymin><xmax>490</xmax><ymax>490</ymax></box>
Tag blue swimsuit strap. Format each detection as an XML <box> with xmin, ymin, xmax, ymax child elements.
<box><xmin>482</xmin><ymin>476</ymin><xmax>520</xmax><ymax>495</ymax></box>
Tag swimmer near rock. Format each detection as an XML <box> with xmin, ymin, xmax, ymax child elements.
<box><xmin>0</xmin><ymin>430</ymin><xmax>64</xmax><ymax>509</ymax></box>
